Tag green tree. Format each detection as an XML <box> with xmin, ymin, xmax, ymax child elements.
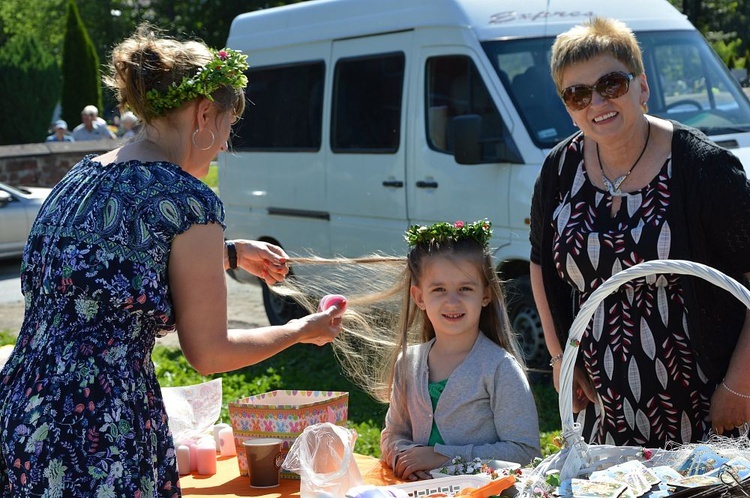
<box><xmin>0</xmin><ymin>34</ymin><xmax>61</xmax><ymax>145</ymax></box>
<box><xmin>0</xmin><ymin>0</ymin><xmax>308</xmax><ymax>69</ymax></box>
<box><xmin>669</xmin><ymin>0</ymin><xmax>750</xmax><ymax>59</ymax></box>
<box><xmin>60</xmin><ymin>0</ymin><xmax>102</xmax><ymax>130</ymax></box>
<box><xmin>0</xmin><ymin>0</ymin><xmax>67</xmax><ymax>60</ymax></box>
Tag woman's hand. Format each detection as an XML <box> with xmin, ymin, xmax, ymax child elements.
<box><xmin>231</xmin><ymin>240</ymin><xmax>289</xmax><ymax>285</ymax></box>
<box><xmin>554</xmin><ymin>364</ymin><xmax>596</xmax><ymax>413</ymax></box>
<box><xmin>289</xmin><ymin>305</ymin><xmax>344</xmax><ymax>346</ymax></box>
<box><xmin>394</xmin><ymin>446</ymin><xmax>449</xmax><ymax>481</ymax></box>
<box><xmin>708</xmin><ymin>381</ymin><xmax>750</xmax><ymax>435</ymax></box>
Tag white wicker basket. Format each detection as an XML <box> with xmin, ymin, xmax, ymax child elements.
<box><xmin>532</xmin><ymin>260</ymin><xmax>750</xmax><ymax>485</ymax></box>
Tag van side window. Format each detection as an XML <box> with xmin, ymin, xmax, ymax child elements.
<box><xmin>482</xmin><ymin>39</ymin><xmax>574</xmax><ymax>148</ymax></box>
<box><xmin>232</xmin><ymin>62</ymin><xmax>324</xmax><ymax>150</ymax></box>
<box><xmin>331</xmin><ymin>53</ymin><xmax>405</xmax><ymax>153</ymax></box>
<box><xmin>425</xmin><ymin>55</ymin><xmax>504</xmax><ymax>162</ymax></box>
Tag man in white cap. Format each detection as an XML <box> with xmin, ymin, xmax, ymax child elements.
<box><xmin>71</xmin><ymin>105</ymin><xmax>116</xmax><ymax>141</ymax></box>
<box><xmin>45</xmin><ymin>120</ymin><xmax>75</xmax><ymax>142</ymax></box>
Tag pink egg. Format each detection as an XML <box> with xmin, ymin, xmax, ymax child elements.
<box><xmin>318</xmin><ymin>294</ymin><xmax>347</xmax><ymax>317</ymax></box>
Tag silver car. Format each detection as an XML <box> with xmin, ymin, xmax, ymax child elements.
<box><xmin>0</xmin><ymin>182</ymin><xmax>52</xmax><ymax>259</ymax></box>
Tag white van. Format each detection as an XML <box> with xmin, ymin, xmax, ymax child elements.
<box><xmin>219</xmin><ymin>0</ymin><xmax>750</xmax><ymax>366</ymax></box>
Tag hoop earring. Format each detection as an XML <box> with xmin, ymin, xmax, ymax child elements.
<box><xmin>192</xmin><ymin>128</ymin><xmax>215</xmax><ymax>151</ymax></box>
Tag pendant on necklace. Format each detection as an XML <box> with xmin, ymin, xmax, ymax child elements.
<box><xmin>597</xmin><ymin>119</ymin><xmax>652</xmax><ymax>198</ymax></box>
<box><xmin>602</xmin><ymin>175</ymin><xmax>628</xmax><ymax>196</ymax></box>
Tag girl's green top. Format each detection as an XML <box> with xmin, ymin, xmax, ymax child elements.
<box><xmin>428</xmin><ymin>378</ymin><xmax>448</xmax><ymax>446</ymax></box>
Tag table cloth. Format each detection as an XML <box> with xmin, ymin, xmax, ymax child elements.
<box><xmin>180</xmin><ymin>453</ymin><xmax>403</xmax><ymax>497</ymax></box>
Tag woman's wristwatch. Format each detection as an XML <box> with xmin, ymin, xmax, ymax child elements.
<box><xmin>225</xmin><ymin>241</ymin><xmax>238</xmax><ymax>270</ymax></box>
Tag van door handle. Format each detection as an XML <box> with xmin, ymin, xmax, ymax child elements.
<box><xmin>382</xmin><ymin>180</ymin><xmax>404</xmax><ymax>188</ymax></box>
<box><xmin>416</xmin><ymin>181</ymin><xmax>439</xmax><ymax>188</ymax></box>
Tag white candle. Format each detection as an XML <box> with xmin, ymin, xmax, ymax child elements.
<box><xmin>212</xmin><ymin>423</ymin><xmax>231</xmax><ymax>452</ymax></box>
<box><xmin>176</xmin><ymin>445</ymin><xmax>191</xmax><ymax>475</ymax></box>
<box><xmin>218</xmin><ymin>427</ymin><xmax>237</xmax><ymax>457</ymax></box>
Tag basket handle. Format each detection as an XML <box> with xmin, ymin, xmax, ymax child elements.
<box><xmin>558</xmin><ymin>259</ymin><xmax>750</xmax><ymax>437</ymax></box>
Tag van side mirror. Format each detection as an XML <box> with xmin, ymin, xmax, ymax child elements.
<box><xmin>452</xmin><ymin>115</ymin><xmax>482</xmax><ymax>164</ymax></box>
<box><xmin>0</xmin><ymin>190</ymin><xmax>11</xmax><ymax>207</ymax></box>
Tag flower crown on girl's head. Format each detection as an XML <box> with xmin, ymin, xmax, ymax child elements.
<box><xmin>405</xmin><ymin>220</ymin><xmax>492</xmax><ymax>249</ymax></box>
<box><xmin>145</xmin><ymin>48</ymin><xmax>249</xmax><ymax>116</ymax></box>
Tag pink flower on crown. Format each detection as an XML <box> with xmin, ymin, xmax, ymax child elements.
<box><xmin>218</xmin><ymin>50</ymin><xmax>228</xmax><ymax>60</ymax></box>
<box><xmin>454</xmin><ymin>221</ymin><xmax>465</xmax><ymax>228</ymax></box>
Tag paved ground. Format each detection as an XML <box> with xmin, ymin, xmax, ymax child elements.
<box><xmin>0</xmin><ymin>257</ymin><xmax>270</xmax><ymax>349</ymax></box>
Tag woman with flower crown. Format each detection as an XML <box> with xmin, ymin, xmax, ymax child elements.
<box><xmin>0</xmin><ymin>25</ymin><xmax>342</xmax><ymax>497</ymax></box>
<box><xmin>294</xmin><ymin>220</ymin><xmax>540</xmax><ymax>481</ymax></box>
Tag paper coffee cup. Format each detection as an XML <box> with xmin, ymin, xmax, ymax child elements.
<box><xmin>243</xmin><ymin>438</ymin><xmax>284</xmax><ymax>488</ymax></box>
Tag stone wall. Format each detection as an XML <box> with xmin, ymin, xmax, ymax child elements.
<box><xmin>0</xmin><ymin>140</ymin><xmax>119</xmax><ymax>187</ymax></box>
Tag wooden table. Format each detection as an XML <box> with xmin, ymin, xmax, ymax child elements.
<box><xmin>180</xmin><ymin>453</ymin><xmax>404</xmax><ymax>497</ymax></box>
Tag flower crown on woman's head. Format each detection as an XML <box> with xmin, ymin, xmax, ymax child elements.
<box><xmin>145</xmin><ymin>48</ymin><xmax>249</xmax><ymax>116</ymax></box>
<box><xmin>405</xmin><ymin>220</ymin><xmax>492</xmax><ymax>249</ymax></box>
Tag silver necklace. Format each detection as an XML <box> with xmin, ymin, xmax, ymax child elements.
<box><xmin>597</xmin><ymin>120</ymin><xmax>651</xmax><ymax>196</ymax></box>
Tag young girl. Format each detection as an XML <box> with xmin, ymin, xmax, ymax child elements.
<box><xmin>286</xmin><ymin>220</ymin><xmax>541</xmax><ymax>481</ymax></box>
<box><xmin>380</xmin><ymin>220</ymin><xmax>541</xmax><ymax>480</ymax></box>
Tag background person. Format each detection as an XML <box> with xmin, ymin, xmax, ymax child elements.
<box><xmin>120</xmin><ymin>110</ymin><xmax>140</xmax><ymax>139</ymax></box>
<box><xmin>530</xmin><ymin>16</ymin><xmax>750</xmax><ymax>447</ymax></box>
<box><xmin>71</xmin><ymin>104</ymin><xmax>117</xmax><ymax>140</ymax></box>
<box><xmin>0</xmin><ymin>25</ymin><xmax>342</xmax><ymax>496</ymax></box>
<box><xmin>45</xmin><ymin>119</ymin><xmax>74</xmax><ymax>142</ymax></box>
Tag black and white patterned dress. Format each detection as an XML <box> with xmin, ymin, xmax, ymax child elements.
<box><xmin>552</xmin><ymin>135</ymin><xmax>712</xmax><ymax>447</ymax></box>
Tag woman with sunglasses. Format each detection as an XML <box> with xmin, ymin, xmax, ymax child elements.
<box><xmin>530</xmin><ymin>16</ymin><xmax>750</xmax><ymax>447</ymax></box>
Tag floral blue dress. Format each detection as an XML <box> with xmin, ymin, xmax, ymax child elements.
<box><xmin>0</xmin><ymin>156</ymin><xmax>223</xmax><ymax>497</ymax></box>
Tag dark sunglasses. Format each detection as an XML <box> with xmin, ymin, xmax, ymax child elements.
<box><xmin>560</xmin><ymin>71</ymin><xmax>635</xmax><ymax>111</ymax></box>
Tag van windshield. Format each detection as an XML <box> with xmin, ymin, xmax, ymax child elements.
<box><xmin>482</xmin><ymin>30</ymin><xmax>750</xmax><ymax>149</ymax></box>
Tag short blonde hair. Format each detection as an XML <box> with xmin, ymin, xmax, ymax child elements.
<box><xmin>550</xmin><ymin>17</ymin><xmax>644</xmax><ymax>93</ymax></box>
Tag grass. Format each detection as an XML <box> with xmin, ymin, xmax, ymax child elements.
<box><xmin>152</xmin><ymin>344</ymin><xmax>563</xmax><ymax>458</ymax></box>
<box><xmin>1</xmin><ymin>330</ymin><xmax>561</xmax><ymax>458</ymax></box>
<box><xmin>203</xmin><ymin>162</ymin><xmax>219</xmax><ymax>191</ymax></box>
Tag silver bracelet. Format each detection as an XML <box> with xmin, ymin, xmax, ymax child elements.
<box><xmin>549</xmin><ymin>353</ymin><xmax>563</xmax><ymax>367</ymax></box>
<box><xmin>721</xmin><ymin>380</ymin><xmax>750</xmax><ymax>399</ymax></box>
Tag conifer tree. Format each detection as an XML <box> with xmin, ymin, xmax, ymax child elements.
<box><xmin>0</xmin><ymin>34</ymin><xmax>60</xmax><ymax>145</ymax></box>
<box><xmin>61</xmin><ymin>0</ymin><xmax>102</xmax><ymax>129</ymax></box>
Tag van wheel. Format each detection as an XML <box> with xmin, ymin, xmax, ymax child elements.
<box><xmin>506</xmin><ymin>275</ymin><xmax>548</xmax><ymax>368</ymax></box>
<box><xmin>261</xmin><ymin>281</ymin><xmax>306</xmax><ymax>325</ymax></box>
